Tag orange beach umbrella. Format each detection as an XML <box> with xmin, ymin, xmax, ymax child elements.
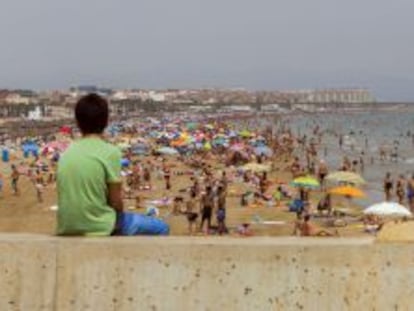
<box><xmin>328</xmin><ymin>185</ymin><xmax>365</xmax><ymax>198</ymax></box>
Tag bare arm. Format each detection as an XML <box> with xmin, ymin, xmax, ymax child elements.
<box><xmin>108</xmin><ymin>182</ymin><xmax>124</xmax><ymax>213</ymax></box>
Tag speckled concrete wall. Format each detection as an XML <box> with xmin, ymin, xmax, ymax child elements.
<box><xmin>1</xmin><ymin>235</ymin><xmax>413</xmax><ymax>311</ymax></box>
<box><xmin>0</xmin><ymin>234</ymin><xmax>56</xmax><ymax>311</ymax></box>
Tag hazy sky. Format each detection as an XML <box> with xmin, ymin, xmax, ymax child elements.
<box><xmin>1</xmin><ymin>0</ymin><xmax>413</xmax><ymax>100</ymax></box>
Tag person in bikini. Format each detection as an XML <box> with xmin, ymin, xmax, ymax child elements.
<box><xmin>300</xmin><ymin>215</ymin><xmax>338</xmax><ymax>237</ymax></box>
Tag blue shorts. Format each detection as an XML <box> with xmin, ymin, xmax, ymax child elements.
<box><xmin>115</xmin><ymin>212</ymin><xmax>170</xmax><ymax>236</ymax></box>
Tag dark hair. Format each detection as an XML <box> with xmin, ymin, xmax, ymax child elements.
<box><xmin>75</xmin><ymin>93</ymin><xmax>109</xmax><ymax>134</ymax></box>
<box><xmin>304</xmin><ymin>215</ymin><xmax>311</xmax><ymax>222</ymax></box>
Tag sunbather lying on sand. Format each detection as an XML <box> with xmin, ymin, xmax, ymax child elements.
<box><xmin>301</xmin><ymin>215</ymin><xmax>339</xmax><ymax>237</ymax></box>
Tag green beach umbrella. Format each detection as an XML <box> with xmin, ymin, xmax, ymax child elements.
<box><xmin>291</xmin><ymin>176</ymin><xmax>320</xmax><ymax>189</ymax></box>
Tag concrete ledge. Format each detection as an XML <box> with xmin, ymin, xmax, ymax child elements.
<box><xmin>0</xmin><ymin>235</ymin><xmax>413</xmax><ymax>310</ymax></box>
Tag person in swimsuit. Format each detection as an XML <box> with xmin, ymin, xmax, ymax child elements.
<box><xmin>396</xmin><ymin>175</ymin><xmax>405</xmax><ymax>205</ymax></box>
<box><xmin>216</xmin><ymin>186</ymin><xmax>227</xmax><ymax>235</ymax></box>
<box><xmin>301</xmin><ymin>215</ymin><xmax>338</xmax><ymax>237</ymax></box>
<box><xmin>143</xmin><ymin>166</ymin><xmax>151</xmax><ymax>189</ymax></box>
<box><xmin>186</xmin><ymin>190</ymin><xmax>198</xmax><ymax>235</ymax></box>
<box><xmin>384</xmin><ymin>172</ymin><xmax>393</xmax><ymax>201</ymax></box>
<box><xmin>407</xmin><ymin>174</ymin><xmax>414</xmax><ymax>212</ymax></box>
<box><xmin>200</xmin><ymin>186</ymin><xmax>214</xmax><ymax>233</ymax></box>
<box><xmin>163</xmin><ymin>164</ymin><xmax>171</xmax><ymax>191</ymax></box>
<box><xmin>10</xmin><ymin>164</ymin><xmax>20</xmax><ymax>196</ymax></box>
<box><xmin>317</xmin><ymin>160</ymin><xmax>328</xmax><ymax>190</ymax></box>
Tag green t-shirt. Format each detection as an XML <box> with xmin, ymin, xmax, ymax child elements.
<box><xmin>56</xmin><ymin>137</ymin><xmax>122</xmax><ymax>236</ymax></box>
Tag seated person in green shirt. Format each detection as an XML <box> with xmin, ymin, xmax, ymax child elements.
<box><xmin>56</xmin><ymin>93</ymin><xmax>169</xmax><ymax>236</ymax></box>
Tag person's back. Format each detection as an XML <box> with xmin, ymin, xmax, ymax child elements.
<box><xmin>56</xmin><ymin>94</ymin><xmax>123</xmax><ymax>236</ymax></box>
<box><xmin>57</xmin><ymin>137</ymin><xmax>121</xmax><ymax>236</ymax></box>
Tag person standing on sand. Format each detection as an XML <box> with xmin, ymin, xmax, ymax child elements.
<box><xmin>10</xmin><ymin>164</ymin><xmax>20</xmax><ymax>196</ymax></box>
<box><xmin>143</xmin><ymin>166</ymin><xmax>151</xmax><ymax>189</ymax></box>
<box><xmin>56</xmin><ymin>94</ymin><xmax>169</xmax><ymax>236</ymax></box>
<box><xmin>317</xmin><ymin>160</ymin><xmax>328</xmax><ymax>191</ymax></box>
<box><xmin>0</xmin><ymin>171</ymin><xmax>3</xmax><ymax>197</ymax></box>
<box><xmin>407</xmin><ymin>174</ymin><xmax>414</xmax><ymax>212</ymax></box>
<box><xmin>163</xmin><ymin>161</ymin><xmax>171</xmax><ymax>191</ymax></box>
<box><xmin>216</xmin><ymin>185</ymin><xmax>227</xmax><ymax>235</ymax></box>
<box><xmin>34</xmin><ymin>169</ymin><xmax>44</xmax><ymax>203</ymax></box>
<box><xmin>396</xmin><ymin>175</ymin><xmax>406</xmax><ymax>205</ymax></box>
<box><xmin>199</xmin><ymin>186</ymin><xmax>214</xmax><ymax>233</ymax></box>
<box><xmin>185</xmin><ymin>190</ymin><xmax>198</xmax><ymax>235</ymax></box>
<box><xmin>383</xmin><ymin>172</ymin><xmax>393</xmax><ymax>202</ymax></box>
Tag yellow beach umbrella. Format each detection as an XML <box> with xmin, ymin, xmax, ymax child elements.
<box><xmin>326</xmin><ymin>171</ymin><xmax>366</xmax><ymax>185</ymax></box>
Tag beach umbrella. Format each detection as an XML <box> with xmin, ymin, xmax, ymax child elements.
<box><xmin>325</xmin><ymin>171</ymin><xmax>366</xmax><ymax>185</ymax></box>
<box><xmin>253</xmin><ymin>146</ymin><xmax>273</xmax><ymax>157</ymax></box>
<box><xmin>203</xmin><ymin>142</ymin><xmax>212</xmax><ymax>151</ymax></box>
<box><xmin>239</xmin><ymin>130</ymin><xmax>252</xmax><ymax>138</ymax></box>
<box><xmin>186</xmin><ymin>122</ymin><xmax>198</xmax><ymax>130</ymax></box>
<box><xmin>212</xmin><ymin>137</ymin><xmax>227</xmax><ymax>146</ymax></box>
<box><xmin>328</xmin><ymin>185</ymin><xmax>366</xmax><ymax>198</ymax></box>
<box><xmin>364</xmin><ymin>202</ymin><xmax>412</xmax><ymax>217</ymax></box>
<box><xmin>205</xmin><ymin>124</ymin><xmax>215</xmax><ymax>130</ymax></box>
<box><xmin>291</xmin><ymin>176</ymin><xmax>320</xmax><ymax>189</ymax></box>
<box><xmin>156</xmin><ymin>146</ymin><xmax>178</xmax><ymax>155</ymax></box>
<box><xmin>242</xmin><ymin>163</ymin><xmax>271</xmax><ymax>173</ymax></box>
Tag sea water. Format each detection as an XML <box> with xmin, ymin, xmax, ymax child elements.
<box><xmin>282</xmin><ymin>111</ymin><xmax>414</xmax><ymax>206</ymax></box>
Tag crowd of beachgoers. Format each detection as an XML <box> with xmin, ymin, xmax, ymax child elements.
<box><xmin>0</xmin><ymin>111</ymin><xmax>413</xmax><ymax>237</ymax></box>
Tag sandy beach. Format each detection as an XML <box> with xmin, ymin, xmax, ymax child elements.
<box><xmin>0</xmin><ymin>113</ymin><xmax>396</xmax><ymax>238</ymax></box>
